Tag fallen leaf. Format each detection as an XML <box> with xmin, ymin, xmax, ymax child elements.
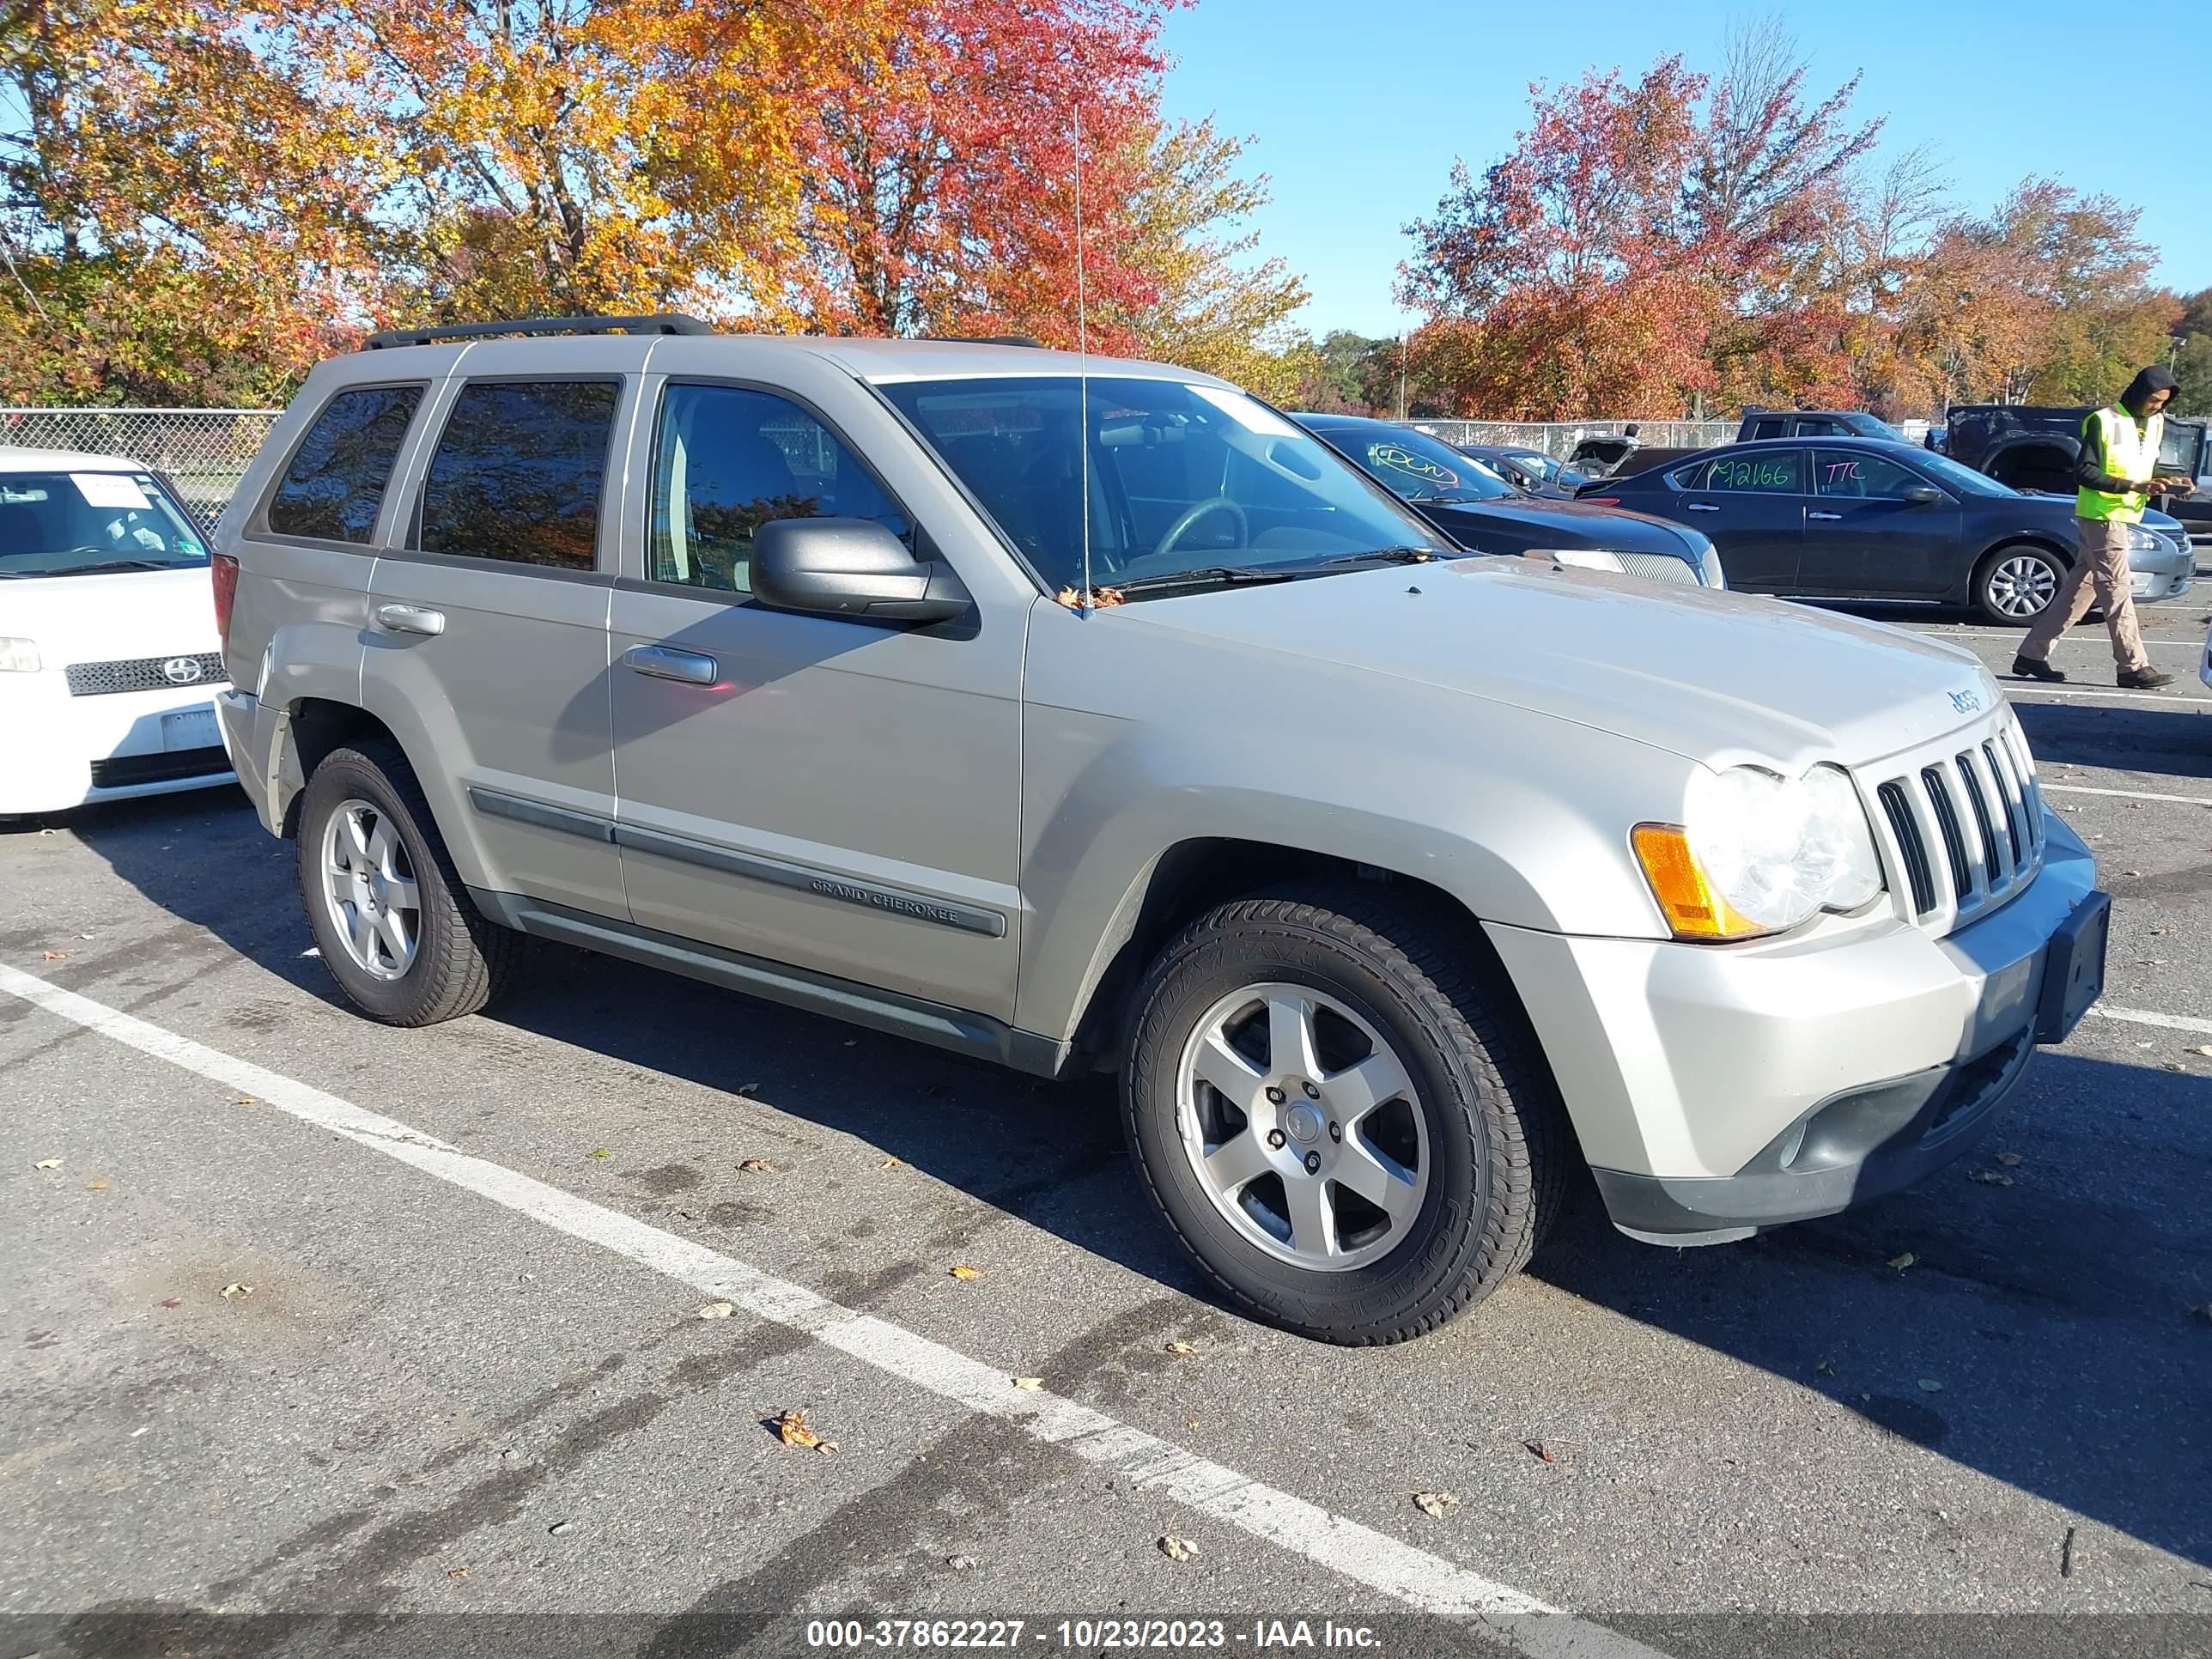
<box><xmin>947</xmin><ymin>1264</ymin><xmax>981</xmax><ymax>1281</ymax></box>
<box><xmin>1523</xmin><ymin>1440</ymin><xmax>1555</xmax><ymax>1464</ymax></box>
<box><xmin>737</xmin><ymin>1158</ymin><xmax>772</xmax><ymax>1174</ymax></box>
<box><xmin>879</xmin><ymin>1156</ymin><xmax>902</xmax><ymax>1169</ymax></box>
<box><xmin>1186</xmin><ymin>1418</ymin><xmax>1200</xmax><ymax>1430</ymax></box>
<box><xmin>586</xmin><ymin>1147</ymin><xmax>611</xmax><ymax>1160</ymax></box>
<box><xmin>1917</xmin><ymin>1377</ymin><xmax>1944</xmax><ymax>1393</ymax></box>
<box><xmin>947</xmin><ymin>1555</ymin><xmax>978</xmax><ymax>1571</ymax></box>
<box><xmin>696</xmin><ymin>1301</ymin><xmax>734</xmax><ymax>1320</ymax></box>
<box><xmin>547</xmin><ymin>1520</ymin><xmax>574</xmax><ymax>1536</ymax></box>
<box><xmin>2124</xmin><ymin>870</ymin><xmax>2142</xmax><ymax>878</ymax></box>
<box><xmin>447</xmin><ymin>1567</ymin><xmax>470</xmax><ymax>1580</ymax></box>
<box><xmin>1815</xmin><ymin>1359</ymin><xmax>1836</xmax><ymax>1376</ymax></box>
<box><xmin>85</xmin><ymin>1179</ymin><xmax>108</xmax><ymax>1191</ymax></box>
<box><xmin>1995</xmin><ymin>1152</ymin><xmax>2022</xmax><ymax>1167</ymax></box>
<box><xmin>1012</xmin><ymin>1376</ymin><xmax>1044</xmax><ymax>1391</ymax></box>
<box><xmin>1887</xmin><ymin>1252</ymin><xmax>1917</xmax><ymax>1273</ymax></box>
<box><xmin>735</xmin><ymin>1082</ymin><xmax>762</xmax><ymax>1097</ymax></box>
<box><xmin>1968</xmin><ymin>1169</ymin><xmax>2013</xmax><ymax>1187</ymax></box>
<box><xmin>2193</xmin><ymin>1047</ymin><xmax>2212</xmax><ymax>1060</ymax></box>
<box><xmin>1164</xmin><ymin>1340</ymin><xmax>1198</xmax><ymax>1355</ymax></box>
<box><xmin>1158</xmin><ymin>1534</ymin><xmax>1200</xmax><ymax>1561</ymax></box>
<box><xmin>236</xmin><ymin>1097</ymin><xmax>257</xmax><ymax>1106</ymax></box>
<box><xmin>1054</xmin><ymin>586</ymin><xmax>1083</xmax><ymax>608</ymax></box>
<box><xmin>41</xmin><ymin>951</ymin><xmax>66</xmax><ymax>960</ymax></box>
<box><xmin>770</xmin><ymin>1408</ymin><xmax>822</xmax><ymax>1450</ymax></box>
<box><xmin>220</xmin><ymin>1283</ymin><xmax>254</xmax><ymax>1300</ymax></box>
<box><xmin>33</xmin><ymin>1158</ymin><xmax>60</xmax><ymax>1170</ymax></box>
<box><xmin>1413</xmin><ymin>1492</ymin><xmax>1462</xmax><ymax>1517</ymax></box>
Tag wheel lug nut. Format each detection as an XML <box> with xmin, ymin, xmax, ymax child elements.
<box><xmin>1266</xmin><ymin>1128</ymin><xmax>1287</xmax><ymax>1150</ymax></box>
<box><xmin>1303</xmin><ymin>1081</ymin><xmax>1320</xmax><ymax>1099</ymax></box>
<box><xmin>1328</xmin><ymin>1121</ymin><xmax>1341</xmax><ymax>1143</ymax></box>
<box><xmin>1265</xmin><ymin>1085</ymin><xmax>1286</xmax><ymax>1106</ymax></box>
<box><xmin>1304</xmin><ymin>1151</ymin><xmax>1322</xmax><ymax>1174</ymax></box>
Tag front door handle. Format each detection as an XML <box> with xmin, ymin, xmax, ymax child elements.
<box><xmin>1685</xmin><ymin>501</ymin><xmax>1720</xmax><ymax>512</ymax></box>
<box><xmin>1808</xmin><ymin>511</ymin><xmax>1843</xmax><ymax>520</ymax></box>
<box><xmin>623</xmin><ymin>644</ymin><xmax>719</xmax><ymax>686</ymax></box>
<box><xmin>374</xmin><ymin>604</ymin><xmax>446</xmax><ymax>635</ymax></box>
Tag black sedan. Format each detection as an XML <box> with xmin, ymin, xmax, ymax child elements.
<box><xmin>1294</xmin><ymin>414</ymin><xmax>1720</xmax><ymax>586</ymax></box>
<box><xmin>1583</xmin><ymin>435</ymin><xmax>2196</xmax><ymax>624</ymax></box>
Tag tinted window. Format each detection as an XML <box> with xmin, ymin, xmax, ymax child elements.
<box><xmin>878</xmin><ymin>378</ymin><xmax>1448</xmax><ymax>592</ymax></box>
<box><xmin>1327</xmin><ymin>426</ymin><xmax>1516</xmax><ymax>502</ymax></box>
<box><xmin>267</xmin><ymin>385</ymin><xmax>423</xmax><ymax>542</ymax></box>
<box><xmin>649</xmin><ymin>385</ymin><xmax>908</xmax><ymax>594</ymax></box>
<box><xmin>417</xmin><ymin>381</ymin><xmax>619</xmax><ymax>568</ymax></box>
<box><xmin>1814</xmin><ymin>450</ymin><xmax>1929</xmax><ymax>498</ymax></box>
<box><xmin>1750</xmin><ymin>418</ymin><xmax>1785</xmax><ymax>440</ymax></box>
<box><xmin>1676</xmin><ymin>451</ymin><xmax>1806</xmax><ymax>493</ymax></box>
<box><xmin>0</xmin><ymin>471</ymin><xmax>208</xmax><ymax>576</ymax></box>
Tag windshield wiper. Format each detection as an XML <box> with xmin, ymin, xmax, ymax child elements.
<box><xmin>1315</xmin><ymin>546</ymin><xmax>1446</xmax><ymax>567</ymax></box>
<box><xmin>51</xmin><ymin>558</ymin><xmax>188</xmax><ymax>576</ymax></box>
<box><xmin>1107</xmin><ymin>566</ymin><xmax>1301</xmax><ymax>598</ymax></box>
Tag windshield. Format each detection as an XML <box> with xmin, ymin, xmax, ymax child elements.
<box><xmin>1323</xmin><ymin>425</ymin><xmax>1518</xmax><ymax>503</ymax></box>
<box><xmin>878</xmin><ymin>377</ymin><xmax>1451</xmax><ymax>591</ymax></box>
<box><xmin>1911</xmin><ymin>451</ymin><xmax>2014</xmax><ymax>498</ymax></box>
<box><xmin>0</xmin><ymin>470</ymin><xmax>209</xmax><ymax>576</ymax></box>
<box><xmin>1848</xmin><ymin>414</ymin><xmax>1905</xmax><ymax>441</ymax></box>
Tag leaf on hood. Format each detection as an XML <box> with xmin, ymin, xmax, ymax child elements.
<box><xmin>1968</xmin><ymin>1169</ymin><xmax>2013</xmax><ymax>1186</ymax></box>
<box><xmin>1413</xmin><ymin>1492</ymin><xmax>1462</xmax><ymax>1517</ymax></box>
<box><xmin>1917</xmin><ymin>1377</ymin><xmax>1944</xmax><ymax>1393</ymax></box>
<box><xmin>1995</xmin><ymin>1152</ymin><xmax>2022</xmax><ymax>1166</ymax></box>
<box><xmin>947</xmin><ymin>1263</ymin><xmax>981</xmax><ymax>1281</ymax></box>
<box><xmin>1158</xmin><ymin>1534</ymin><xmax>1200</xmax><ymax>1561</ymax></box>
<box><xmin>1886</xmin><ymin>1251</ymin><xmax>1917</xmax><ymax>1273</ymax></box>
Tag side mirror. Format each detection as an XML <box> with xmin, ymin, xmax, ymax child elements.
<box><xmin>751</xmin><ymin>518</ymin><xmax>970</xmax><ymax>624</ymax></box>
<box><xmin>1901</xmin><ymin>485</ymin><xmax>1945</xmax><ymax>505</ymax></box>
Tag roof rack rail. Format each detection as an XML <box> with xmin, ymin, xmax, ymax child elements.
<box><xmin>365</xmin><ymin>313</ymin><xmax>716</xmax><ymax>349</ymax></box>
<box><xmin>922</xmin><ymin>333</ymin><xmax>1045</xmax><ymax>348</ymax></box>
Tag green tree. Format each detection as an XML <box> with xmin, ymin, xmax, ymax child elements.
<box><xmin>2166</xmin><ymin>287</ymin><xmax>2211</xmax><ymax>417</ymax></box>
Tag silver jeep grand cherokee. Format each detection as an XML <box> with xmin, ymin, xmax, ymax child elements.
<box><xmin>210</xmin><ymin>317</ymin><xmax>2109</xmax><ymax>1345</ymax></box>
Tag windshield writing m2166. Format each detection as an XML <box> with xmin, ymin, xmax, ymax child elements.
<box><xmin>1713</xmin><ymin>460</ymin><xmax>1796</xmax><ymax>489</ymax></box>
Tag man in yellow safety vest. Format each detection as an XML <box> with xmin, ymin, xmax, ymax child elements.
<box><xmin>2012</xmin><ymin>365</ymin><xmax>2192</xmax><ymax>690</ymax></box>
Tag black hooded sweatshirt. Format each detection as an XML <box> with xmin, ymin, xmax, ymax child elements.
<box><xmin>2076</xmin><ymin>365</ymin><xmax>2179</xmax><ymax>494</ymax></box>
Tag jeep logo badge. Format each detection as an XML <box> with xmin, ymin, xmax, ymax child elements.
<box><xmin>1948</xmin><ymin>688</ymin><xmax>1982</xmax><ymax>714</ymax></box>
<box><xmin>161</xmin><ymin>656</ymin><xmax>204</xmax><ymax>685</ymax></box>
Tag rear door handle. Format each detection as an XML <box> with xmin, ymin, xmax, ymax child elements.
<box><xmin>1808</xmin><ymin>511</ymin><xmax>1843</xmax><ymax>520</ymax></box>
<box><xmin>1685</xmin><ymin>501</ymin><xmax>1720</xmax><ymax>512</ymax></box>
<box><xmin>374</xmin><ymin>604</ymin><xmax>446</xmax><ymax>635</ymax></box>
<box><xmin>623</xmin><ymin>644</ymin><xmax>719</xmax><ymax>686</ymax></box>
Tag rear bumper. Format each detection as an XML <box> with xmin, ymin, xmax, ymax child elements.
<box><xmin>0</xmin><ymin>673</ymin><xmax>235</xmax><ymax>816</ymax></box>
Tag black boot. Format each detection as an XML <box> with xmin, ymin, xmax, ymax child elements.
<box><xmin>2118</xmin><ymin>666</ymin><xmax>2174</xmax><ymax>690</ymax></box>
<box><xmin>2009</xmin><ymin>654</ymin><xmax>2066</xmax><ymax>682</ymax></box>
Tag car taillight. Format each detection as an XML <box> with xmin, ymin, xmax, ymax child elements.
<box><xmin>210</xmin><ymin>553</ymin><xmax>240</xmax><ymax>648</ymax></box>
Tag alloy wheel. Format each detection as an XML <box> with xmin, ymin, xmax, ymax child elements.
<box><xmin>1987</xmin><ymin>555</ymin><xmax>2057</xmax><ymax>619</ymax></box>
<box><xmin>319</xmin><ymin>797</ymin><xmax>421</xmax><ymax>981</ymax></box>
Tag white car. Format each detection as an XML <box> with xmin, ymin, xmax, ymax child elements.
<box><xmin>2202</xmin><ymin>613</ymin><xmax>2211</xmax><ymax>692</ymax></box>
<box><xmin>0</xmin><ymin>447</ymin><xmax>235</xmax><ymax>815</ymax></box>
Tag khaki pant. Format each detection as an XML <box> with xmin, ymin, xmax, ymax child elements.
<box><xmin>2018</xmin><ymin>517</ymin><xmax>2148</xmax><ymax>672</ymax></box>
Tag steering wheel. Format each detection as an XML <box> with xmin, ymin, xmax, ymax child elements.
<box><xmin>1151</xmin><ymin>496</ymin><xmax>1249</xmax><ymax>562</ymax></box>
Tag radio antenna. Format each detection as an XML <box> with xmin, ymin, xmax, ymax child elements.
<box><xmin>1074</xmin><ymin>100</ymin><xmax>1093</xmax><ymax>611</ymax></box>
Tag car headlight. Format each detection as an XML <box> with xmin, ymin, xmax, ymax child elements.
<box><xmin>1694</xmin><ymin>539</ymin><xmax>1726</xmax><ymax>589</ymax></box>
<box><xmin>2120</xmin><ymin>524</ymin><xmax>2170</xmax><ymax>554</ymax></box>
<box><xmin>1633</xmin><ymin>764</ymin><xmax>1885</xmax><ymax>940</ymax></box>
<box><xmin>1536</xmin><ymin>548</ymin><xmax>1626</xmax><ymax>574</ymax></box>
<box><xmin>0</xmin><ymin>636</ymin><xmax>41</xmax><ymax>673</ymax></box>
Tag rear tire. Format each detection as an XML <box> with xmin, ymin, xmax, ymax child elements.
<box><xmin>296</xmin><ymin>739</ymin><xmax>517</xmax><ymax>1025</ymax></box>
<box><xmin>1121</xmin><ymin>884</ymin><xmax>1562</xmax><ymax>1345</ymax></box>
<box><xmin>1973</xmin><ymin>544</ymin><xmax>2065</xmax><ymax>626</ymax></box>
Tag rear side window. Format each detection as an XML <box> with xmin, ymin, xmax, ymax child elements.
<box><xmin>417</xmin><ymin>380</ymin><xmax>621</xmax><ymax>569</ymax></box>
<box><xmin>1674</xmin><ymin>452</ymin><xmax>1806</xmax><ymax>493</ymax></box>
<box><xmin>649</xmin><ymin>384</ymin><xmax>908</xmax><ymax>594</ymax></box>
<box><xmin>267</xmin><ymin>385</ymin><xmax>424</xmax><ymax>542</ymax></box>
<box><xmin>1749</xmin><ymin>417</ymin><xmax>1785</xmax><ymax>440</ymax></box>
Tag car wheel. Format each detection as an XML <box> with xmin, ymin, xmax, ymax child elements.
<box><xmin>1121</xmin><ymin>885</ymin><xmax>1562</xmax><ymax>1345</ymax></box>
<box><xmin>296</xmin><ymin>738</ymin><xmax>518</xmax><ymax>1025</ymax></box>
<box><xmin>1974</xmin><ymin>544</ymin><xmax>2066</xmax><ymax>625</ymax></box>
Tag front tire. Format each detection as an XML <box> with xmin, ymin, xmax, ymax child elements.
<box><xmin>1973</xmin><ymin>544</ymin><xmax>2065</xmax><ymax>626</ymax></box>
<box><xmin>296</xmin><ymin>739</ymin><xmax>518</xmax><ymax>1025</ymax></box>
<box><xmin>1121</xmin><ymin>885</ymin><xmax>1561</xmax><ymax>1345</ymax></box>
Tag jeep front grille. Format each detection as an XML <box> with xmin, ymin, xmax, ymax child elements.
<box><xmin>1864</xmin><ymin>715</ymin><xmax>2043</xmax><ymax>934</ymax></box>
<box><xmin>63</xmin><ymin>653</ymin><xmax>228</xmax><ymax>697</ymax></box>
<box><xmin>1614</xmin><ymin>550</ymin><xmax>1704</xmax><ymax>586</ymax></box>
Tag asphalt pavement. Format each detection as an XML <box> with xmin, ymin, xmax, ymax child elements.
<box><xmin>3</xmin><ymin>603</ymin><xmax>2209</xmax><ymax>1659</ymax></box>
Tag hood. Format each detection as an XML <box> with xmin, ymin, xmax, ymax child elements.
<box><xmin>0</xmin><ymin>565</ymin><xmax>220</xmax><ymax>665</ymax></box>
<box><xmin>1419</xmin><ymin>495</ymin><xmax>1701</xmax><ymax>558</ymax></box>
<box><xmin>1114</xmin><ymin>558</ymin><xmax>1997</xmax><ymax>772</ymax></box>
<box><xmin>2119</xmin><ymin>365</ymin><xmax>2179</xmax><ymax>416</ymax></box>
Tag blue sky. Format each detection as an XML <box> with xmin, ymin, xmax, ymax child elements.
<box><xmin>1157</xmin><ymin>0</ymin><xmax>2207</xmax><ymax>339</ymax></box>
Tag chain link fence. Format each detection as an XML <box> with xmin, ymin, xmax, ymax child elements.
<box><xmin>2</xmin><ymin>408</ymin><xmax>282</xmax><ymax>531</ymax></box>
<box><xmin>1389</xmin><ymin>418</ymin><xmax>1739</xmax><ymax>459</ymax></box>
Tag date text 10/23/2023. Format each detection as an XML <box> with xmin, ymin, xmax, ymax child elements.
<box><xmin>802</xmin><ymin>1618</ymin><xmax>1385</xmax><ymax>1650</ymax></box>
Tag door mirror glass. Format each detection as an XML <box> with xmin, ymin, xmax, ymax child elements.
<box><xmin>1901</xmin><ymin>485</ymin><xmax>1945</xmax><ymax>505</ymax></box>
<box><xmin>750</xmin><ymin>517</ymin><xmax>969</xmax><ymax>623</ymax></box>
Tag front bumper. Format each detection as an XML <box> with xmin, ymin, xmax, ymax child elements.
<box><xmin>1487</xmin><ymin>812</ymin><xmax>2102</xmax><ymax>1243</ymax></box>
<box><xmin>0</xmin><ymin>672</ymin><xmax>235</xmax><ymax>815</ymax></box>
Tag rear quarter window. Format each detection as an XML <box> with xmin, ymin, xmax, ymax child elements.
<box><xmin>266</xmin><ymin>385</ymin><xmax>426</xmax><ymax>543</ymax></box>
<box><xmin>416</xmin><ymin>380</ymin><xmax>621</xmax><ymax>570</ymax></box>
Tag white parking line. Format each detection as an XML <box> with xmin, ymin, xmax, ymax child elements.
<box><xmin>1907</xmin><ymin>628</ymin><xmax>2207</xmax><ymax>647</ymax></box>
<box><xmin>2092</xmin><ymin>1004</ymin><xmax>2212</xmax><ymax>1038</ymax></box>
<box><xmin>2044</xmin><ymin>782</ymin><xmax>2212</xmax><ymax>807</ymax></box>
<box><xmin>0</xmin><ymin>963</ymin><xmax>1661</xmax><ymax>1659</ymax></box>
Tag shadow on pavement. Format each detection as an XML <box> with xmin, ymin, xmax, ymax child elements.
<box><xmin>2014</xmin><ymin>700</ymin><xmax>2212</xmax><ymax>784</ymax></box>
<box><xmin>70</xmin><ymin>795</ymin><xmax>2212</xmax><ymax>1577</ymax></box>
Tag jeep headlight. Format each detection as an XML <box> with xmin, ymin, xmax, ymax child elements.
<box><xmin>0</xmin><ymin>636</ymin><xmax>40</xmax><ymax>673</ymax></box>
<box><xmin>1633</xmin><ymin>764</ymin><xmax>1884</xmax><ymax>940</ymax></box>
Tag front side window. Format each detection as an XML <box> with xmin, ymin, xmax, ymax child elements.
<box><xmin>650</xmin><ymin>385</ymin><xmax>908</xmax><ymax>594</ymax></box>
<box><xmin>267</xmin><ymin>385</ymin><xmax>424</xmax><ymax>542</ymax></box>
<box><xmin>878</xmin><ymin>377</ymin><xmax>1449</xmax><ymax>592</ymax></box>
<box><xmin>1814</xmin><ymin>450</ymin><xmax>1928</xmax><ymax>499</ymax></box>
<box><xmin>0</xmin><ymin>471</ymin><xmax>208</xmax><ymax>577</ymax></box>
<box><xmin>1911</xmin><ymin>452</ymin><xmax>2012</xmax><ymax>498</ymax></box>
<box><xmin>417</xmin><ymin>380</ymin><xmax>620</xmax><ymax>569</ymax></box>
<box><xmin>1674</xmin><ymin>451</ymin><xmax>1807</xmax><ymax>494</ymax></box>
